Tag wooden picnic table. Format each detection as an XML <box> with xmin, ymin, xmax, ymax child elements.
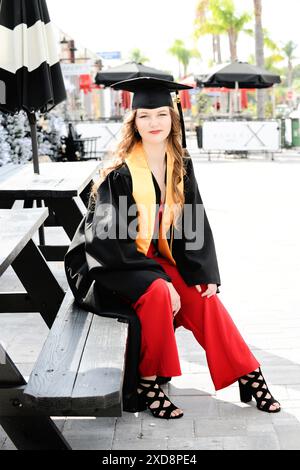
<box><xmin>0</xmin><ymin>207</ymin><xmax>128</xmax><ymax>450</ymax></box>
<box><xmin>0</xmin><ymin>161</ymin><xmax>101</xmax><ymax>261</ymax></box>
<box><xmin>0</xmin><ymin>208</ymin><xmax>64</xmax><ymax>327</ymax></box>
<box><xmin>0</xmin><ymin>207</ymin><xmax>69</xmax><ymax>449</ymax></box>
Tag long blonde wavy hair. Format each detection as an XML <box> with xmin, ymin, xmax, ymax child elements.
<box><xmin>91</xmin><ymin>106</ymin><xmax>190</xmax><ymax>229</ymax></box>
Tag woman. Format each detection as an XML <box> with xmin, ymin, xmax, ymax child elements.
<box><xmin>65</xmin><ymin>77</ymin><xmax>281</xmax><ymax>420</ymax></box>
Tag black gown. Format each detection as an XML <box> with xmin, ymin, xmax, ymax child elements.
<box><xmin>64</xmin><ymin>156</ymin><xmax>221</xmax><ymax>411</ymax></box>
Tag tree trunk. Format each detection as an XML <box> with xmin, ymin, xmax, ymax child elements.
<box><xmin>287</xmin><ymin>61</ymin><xmax>293</xmax><ymax>89</ymax></box>
<box><xmin>212</xmin><ymin>35</ymin><xmax>217</xmax><ymax>62</ymax></box>
<box><xmin>254</xmin><ymin>0</ymin><xmax>265</xmax><ymax>119</ymax></box>
<box><xmin>228</xmin><ymin>30</ymin><xmax>238</xmax><ymax>61</ymax></box>
<box><xmin>216</xmin><ymin>35</ymin><xmax>222</xmax><ymax>63</ymax></box>
<box><xmin>212</xmin><ymin>35</ymin><xmax>222</xmax><ymax>63</ymax></box>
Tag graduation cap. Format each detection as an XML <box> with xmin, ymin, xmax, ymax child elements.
<box><xmin>111</xmin><ymin>77</ymin><xmax>193</xmax><ymax>148</ymax></box>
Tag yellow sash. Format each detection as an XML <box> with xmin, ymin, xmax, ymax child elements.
<box><xmin>126</xmin><ymin>141</ymin><xmax>183</xmax><ymax>265</ymax></box>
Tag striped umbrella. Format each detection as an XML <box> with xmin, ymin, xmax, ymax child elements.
<box><xmin>0</xmin><ymin>0</ymin><xmax>66</xmax><ymax>174</ymax></box>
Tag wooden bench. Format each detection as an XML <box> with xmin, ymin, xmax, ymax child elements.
<box><xmin>0</xmin><ymin>289</ymin><xmax>129</xmax><ymax>450</ymax></box>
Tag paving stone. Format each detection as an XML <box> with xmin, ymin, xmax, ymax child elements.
<box><xmin>222</xmin><ymin>435</ymin><xmax>280</xmax><ymax>450</ymax></box>
<box><xmin>62</xmin><ymin>417</ymin><xmax>116</xmax><ymax>439</ymax></box>
<box><xmin>273</xmin><ymin>422</ymin><xmax>300</xmax><ymax>450</ymax></box>
<box><xmin>112</xmin><ymin>438</ymin><xmax>167</xmax><ymax>450</ymax></box>
<box><xmin>168</xmin><ymin>374</ymin><xmax>215</xmax><ymax>396</ymax></box>
<box><xmin>167</xmin><ymin>395</ymin><xmax>220</xmax><ymax>418</ymax></box>
<box><xmin>65</xmin><ymin>437</ymin><xmax>113</xmax><ymax>450</ymax></box>
<box><xmin>114</xmin><ymin>416</ymin><xmax>142</xmax><ymax>440</ymax></box>
<box><xmin>167</xmin><ymin>437</ymin><xmax>223</xmax><ymax>450</ymax></box>
<box><xmin>141</xmin><ymin>417</ymin><xmax>194</xmax><ymax>439</ymax></box>
<box><xmin>194</xmin><ymin>418</ymin><xmax>247</xmax><ymax>437</ymax></box>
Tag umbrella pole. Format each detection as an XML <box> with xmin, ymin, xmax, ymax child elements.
<box><xmin>27</xmin><ymin>111</ymin><xmax>45</xmax><ymax>246</ymax></box>
<box><xmin>235</xmin><ymin>81</ymin><xmax>239</xmax><ymax>113</ymax></box>
<box><xmin>272</xmin><ymin>86</ymin><xmax>276</xmax><ymax>118</ymax></box>
<box><xmin>27</xmin><ymin>112</ymin><xmax>40</xmax><ymax>175</ymax></box>
<box><xmin>229</xmin><ymin>91</ymin><xmax>233</xmax><ymax>117</ymax></box>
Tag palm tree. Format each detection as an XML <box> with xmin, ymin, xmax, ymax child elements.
<box><xmin>282</xmin><ymin>40</ymin><xmax>298</xmax><ymax>89</ymax></box>
<box><xmin>212</xmin><ymin>0</ymin><xmax>252</xmax><ymax>61</ymax></box>
<box><xmin>253</xmin><ymin>0</ymin><xmax>265</xmax><ymax>118</ymax></box>
<box><xmin>129</xmin><ymin>48</ymin><xmax>149</xmax><ymax>64</ymax></box>
<box><xmin>194</xmin><ymin>0</ymin><xmax>252</xmax><ymax>62</ymax></box>
<box><xmin>168</xmin><ymin>40</ymin><xmax>201</xmax><ymax>77</ymax></box>
<box><xmin>194</xmin><ymin>0</ymin><xmax>222</xmax><ymax>63</ymax></box>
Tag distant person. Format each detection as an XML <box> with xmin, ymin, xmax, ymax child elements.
<box><xmin>65</xmin><ymin>77</ymin><xmax>281</xmax><ymax>420</ymax></box>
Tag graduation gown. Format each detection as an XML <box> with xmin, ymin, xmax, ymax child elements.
<box><xmin>64</xmin><ymin>153</ymin><xmax>221</xmax><ymax>412</ymax></box>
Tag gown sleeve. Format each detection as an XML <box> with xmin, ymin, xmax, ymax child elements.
<box><xmin>83</xmin><ymin>169</ymin><xmax>172</xmax><ymax>303</ymax></box>
<box><xmin>172</xmin><ymin>157</ymin><xmax>221</xmax><ymax>293</ymax></box>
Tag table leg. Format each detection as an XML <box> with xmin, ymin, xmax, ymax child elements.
<box><xmin>11</xmin><ymin>240</ymin><xmax>64</xmax><ymax>328</ymax></box>
<box><xmin>23</xmin><ymin>199</ymin><xmax>45</xmax><ymax>245</ymax></box>
<box><xmin>47</xmin><ymin>197</ymin><xmax>85</xmax><ymax>240</ymax></box>
<box><xmin>0</xmin><ymin>345</ymin><xmax>70</xmax><ymax>450</ymax></box>
<box><xmin>36</xmin><ymin>199</ymin><xmax>46</xmax><ymax>246</ymax></box>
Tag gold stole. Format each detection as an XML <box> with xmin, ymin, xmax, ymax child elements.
<box><xmin>126</xmin><ymin>141</ymin><xmax>183</xmax><ymax>265</ymax></box>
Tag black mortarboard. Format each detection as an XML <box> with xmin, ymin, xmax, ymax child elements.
<box><xmin>111</xmin><ymin>77</ymin><xmax>192</xmax><ymax>148</ymax></box>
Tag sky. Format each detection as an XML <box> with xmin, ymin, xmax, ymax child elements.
<box><xmin>47</xmin><ymin>0</ymin><xmax>300</xmax><ymax>77</ymax></box>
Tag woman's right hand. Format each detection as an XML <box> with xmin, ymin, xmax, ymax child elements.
<box><xmin>166</xmin><ymin>281</ymin><xmax>181</xmax><ymax>317</ymax></box>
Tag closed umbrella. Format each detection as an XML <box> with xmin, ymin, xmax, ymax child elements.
<box><xmin>0</xmin><ymin>0</ymin><xmax>66</xmax><ymax>174</ymax></box>
<box><xmin>95</xmin><ymin>61</ymin><xmax>174</xmax><ymax>86</ymax></box>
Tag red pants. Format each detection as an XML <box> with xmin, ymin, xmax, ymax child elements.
<box><xmin>131</xmin><ymin>242</ymin><xmax>260</xmax><ymax>391</ymax></box>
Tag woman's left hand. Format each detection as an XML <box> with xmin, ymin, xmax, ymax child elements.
<box><xmin>195</xmin><ymin>283</ymin><xmax>217</xmax><ymax>298</ymax></box>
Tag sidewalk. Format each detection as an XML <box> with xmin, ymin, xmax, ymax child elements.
<box><xmin>1</xmin><ymin>153</ymin><xmax>300</xmax><ymax>450</ymax></box>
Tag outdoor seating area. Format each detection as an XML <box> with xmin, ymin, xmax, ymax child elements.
<box><xmin>0</xmin><ymin>166</ymin><xmax>129</xmax><ymax>450</ymax></box>
<box><xmin>1</xmin><ymin>0</ymin><xmax>300</xmax><ymax>455</ymax></box>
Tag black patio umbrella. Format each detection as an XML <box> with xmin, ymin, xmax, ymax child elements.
<box><xmin>0</xmin><ymin>0</ymin><xmax>66</xmax><ymax>174</ymax></box>
<box><xmin>95</xmin><ymin>61</ymin><xmax>174</xmax><ymax>86</ymax></box>
<box><xmin>199</xmin><ymin>61</ymin><xmax>281</xmax><ymax>89</ymax></box>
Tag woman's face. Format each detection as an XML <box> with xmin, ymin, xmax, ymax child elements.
<box><xmin>135</xmin><ymin>106</ymin><xmax>172</xmax><ymax>144</ymax></box>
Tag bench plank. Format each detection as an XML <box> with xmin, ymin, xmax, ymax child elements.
<box><xmin>23</xmin><ymin>290</ymin><xmax>93</xmax><ymax>409</ymax></box>
<box><xmin>72</xmin><ymin>314</ymin><xmax>128</xmax><ymax>410</ymax></box>
<box><xmin>0</xmin><ymin>208</ymin><xmax>49</xmax><ymax>276</ymax></box>
<box><xmin>24</xmin><ymin>290</ymin><xmax>128</xmax><ymax>416</ymax></box>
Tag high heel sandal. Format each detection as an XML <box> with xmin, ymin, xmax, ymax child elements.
<box><xmin>238</xmin><ymin>368</ymin><xmax>281</xmax><ymax>413</ymax></box>
<box><xmin>137</xmin><ymin>378</ymin><xmax>184</xmax><ymax>419</ymax></box>
<box><xmin>156</xmin><ymin>376</ymin><xmax>171</xmax><ymax>385</ymax></box>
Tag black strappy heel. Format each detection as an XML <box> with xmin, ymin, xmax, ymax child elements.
<box><xmin>238</xmin><ymin>368</ymin><xmax>281</xmax><ymax>413</ymax></box>
<box><xmin>137</xmin><ymin>378</ymin><xmax>184</xmax><ymax>419</ymax></box>
<box><xmin>156</xmin><ymin>376</ymin><xmax>171</xmax><ymax>385</ymax></box>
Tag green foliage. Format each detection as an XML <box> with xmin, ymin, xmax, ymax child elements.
<box><xmin>282</xmin><ymin>40</ymin><xmax>298</xmax><ymax>61</ymax></box>
<box><xmin>128</xmin><ymin>48</ymin><xmax>149</xmax><ymax>64</ymax></box>
<box><xmin>168</xmin><ymin>39</ymin><xmax>201</xmax><ymax>76</ymax></box>
<box><xmin>194</xmin><ymin>0</ymin><xmax>252</xmax><ymax>61</ymax></box>
<box><xmin>194</xmin><ymin>91</ymin><xmax>212</xmax><ymax>123</ymax></box>
<box><xmin>264</xmin><ymin>100</ymin><xmax>274</xmax><ymax>118</ymax></box>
